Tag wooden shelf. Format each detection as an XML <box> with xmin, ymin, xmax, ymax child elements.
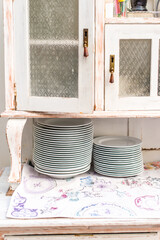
<box><xmin>105</xmin><ymin>17</ymin><xmax>160</xmax><ymax>24</ymax></box>
<box><xmin>2</xmin><ymin>110</ymin><xmax>160</xmax><ymax>118</ymax></box>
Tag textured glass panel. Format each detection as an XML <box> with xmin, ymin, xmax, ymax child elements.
<box><xmin>119</xmin><ymin>39</ymin><xmax>151</xmax><ymax>97</ymax></box>
<box><xmin>29</xmin><ymin>0</ymin><xmax>78</xmax><ymax>40</ymax></box>
<box><xmin>30</xmin><ymin>45</ymin><xmax>78</xmax><ymax>98</ymax></box>
<box><xmin>158</xmin><ymin>40</ymin><xmax>160</xmax><ymax>96</ymax></box>
<box><xmin>29</xmin><ymin>0</ymin><xmax>79</xmax><ymax>98</ymax></box>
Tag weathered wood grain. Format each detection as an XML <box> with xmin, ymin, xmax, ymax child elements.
<box><xmin>2</xmin><ymin>110</ymin><xmax>160</xmax><ymax>118</ymax></box>
<box><xmin>95</xmin><ymin>0</ymin><xmax>104</xmax><ymax>111</ymax></box>
<box><xmin>6</xmin><ymin>119</ymin><xmax>27</xmax><ymax>183</ymax></box>
<box><xmin>3</xmin><ymin>0</ymin><xmax>15</xmax><ymax>110</ymax></box>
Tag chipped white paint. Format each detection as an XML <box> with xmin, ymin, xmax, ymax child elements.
<box><xmin>3</xmin><ymin>0</ymin><xmax>15</xmax><ymax>110</ymax></box>
<box><xmin>3</xmin><ymin>110</ymin><xmax>160</xmax><ymax>118</ymax></box>
<box><xmin>95</xmin><ymin>0</ymin><xmax>104</xmax><ymax>111</ymax></box>
<box><xmin>6</xmin><ymin>119</ymin><xmax>27</xmax><ymax>183</ymax></box>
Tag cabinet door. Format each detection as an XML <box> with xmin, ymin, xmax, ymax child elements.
<box><xmin>13</xmin><ymin>0</ymin><xmax>94</xmax><ymax>113</ymax></box>
<box><xmin>105</xmin><ymin>24</ymin><xmax>160</xmax><ymax>111</ymax></box>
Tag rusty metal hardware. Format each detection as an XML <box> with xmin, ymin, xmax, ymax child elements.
<box><xmin>110</xmin><ymin>55</ymin><xmax>115</xmax><ymax>83</ymax></box>
<box><xmin>14</xmin><ymin>83</ymin><xmax>17</xmax><ymax>110</ymax></box>
<box><xmin>83</xmin><ymin>29</ymin><xmax>89</xmax><ymax>57</ymax></box>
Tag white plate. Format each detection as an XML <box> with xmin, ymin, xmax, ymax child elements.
<box><xmin>36</xmin><ymin>119</ymin><xmax>92</xmax><ymax>128</ymax></box>
<box><xmin>34</xmin><ymin>140</ymin><xmax>93</xmax><ymax>149</ymax></box>
<box><xmin>35</xmin><ymin>165</ymin><xmax>90</xmax><ymax>179</ymax></box>
<box><xmin>34</xmin><ymin>147</ymin><xmax>92</xmax><ymax>155</ymax></box>
<box><xmin>33</xmin><ymin>159</ymin><xmax>91</xmax><ymax>168</ymax></box>
<box><xmin>93</xmin><ymin>152</ymin><xmax>142</xmax><ymax>160</ymax></box>
<box><xmin>93</xmin><ymin>156</ymin><xmax>142</xmax><ymax>162</ymax></box>
<box><xmin>94</xmin><ymin>167</ymin><xmax>143</xmax><ymax>178</ymax></box>
<box><xmin>93</xmin><ymin>157</ymin><xmax>143</xmax><ymax>165</ymax></box>
<box><xmin>34</xmin><ymin>141</ymin><xmax>93</xmax><ymax>149</ymax></box>
<box><xmin>93</xmin><ymin>149</ymin><xmax>142</xmax><ymax>155</ymax></box>
<box><xmin>33</xmin><ymin>130</ymin><xmax>93</xmax><ymax>137</ymax></box>
<box><xmin>34</xmin><ymin>159</ymin><xmax>91</xmax><ymax>168</ymax></box>
<box><xmin>34</xmin><ymin>131</ymin><xmax>93</xmax><ymax>138</ymax></box>
<box><xmin>34</xmin><ymin>144</ymin><xmax>92</xmax><ymax>152</ymax></box>
<box><xmin>33</xmin><ymin>123</ymin><xmax>93</xmax><ymax>133</ymax></box>
<box><xmin>35</xmin><ymin>161</ymin><xmax>90</xmax><ymax>172</ymax></box>
<box><xmin>33</xmin><ymin>152</ymin><xmax>92</xmax><ymax>161</ymax></box>
<box><xmin>94</xmin><ymin>164</ymin><xmax>143</xmax><ymax>172</ymax></box>
<box><xmin>33</xmin><ymin>152</ymin><xmax>92</xmax><ymax>160</ymax></box>
<box><xmin>94</xmin><ymin>161</ymin><xmax>143</xmax><ymax>169</ymax></box>
<box><xmin>33</xmin><ymin>149</ymin><xmax>92</xmax><ymax>158</ymax></box>
<box><xmin>93</xmin><ymin>146</ymin><xmax>141</xmax><ymax>153</ymax></box>
<box><xmin>94</xmin><ymin>163</ymin><xmax>143</xmax><ymax>172</ymax></box>
<box><xmin>35</xmin><ymin>164</ymin><xmax>90</xmax><ymax>174</ymax></box>
<box><xmin>93</xmin><ymin>136</ymin><xmax>142</xmax><ymax>148</ymax></box>
<box><xmin>93</xmin><ymin>152</ymin><xmax>142</xmax><ymax>158</ymax></box>
<box><xmin>34</xmin><ymin>135</ymin><xmax>93</xmax><ymax>142</ymax></box>
<box><xmin>93</xmin><ymin>145</ymin><xmax>141</xmax><ymax>152</ymax></box>
<box><xmin>94</xmin><ymin>143</ymin><xmax>141</xmax><ymax>149</ymax></box>
<box><xmin>93</xmin><ymin>151</ymin><xmax>142</xmax><ymax>158</ymax></box>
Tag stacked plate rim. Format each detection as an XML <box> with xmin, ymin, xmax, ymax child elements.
<box><xmin>93</xmin><ymin>136</ymin><xmax>143</xmax><ymax>177</ymax></box>
<box><xmin>33</xmin><ymin>118</ymin><xmax>93</xmax><ymax>178</ymax></box>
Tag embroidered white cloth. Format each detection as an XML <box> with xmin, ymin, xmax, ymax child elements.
<box><xmin>7</xmin><ymin>162</ymin><xmax>160</xmax><ymax>219</ymax></box>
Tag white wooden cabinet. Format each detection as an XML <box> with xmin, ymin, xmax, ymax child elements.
<box><xmin>2</xmin><ymin>0</ymin><xmax>160</xmax><ymax>185</ymax></box>
<box><xmin>2</xmin><ymin>2</ymin><xmax>160</xmax><ymax>239</ymax></box>
<box><xmin>3</xmin><ymin>0</ymin><xmax>160</xmax><ymax>116</ymax></box>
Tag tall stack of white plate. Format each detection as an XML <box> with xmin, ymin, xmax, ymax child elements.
<box><xmin>33</xmin><ymin>119</ymin><xmax>93</xmax><ymax>178</ymax></box>
<box><xmin>93</xmin><ymin>136</ymin><xmax>143</xmax><ymax>177</ymax></box>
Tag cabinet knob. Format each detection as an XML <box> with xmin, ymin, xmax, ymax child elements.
<box><xmin>110</xmin><ymin>69</ymin><xmax>114</xmax><ymax>83</ymax></box>
<box><xmin>109</xmin><ymin>55</ymin><xmax>115</xmax><ymax>83</ymax></box>
<box><xmin>84</xmin><ymin>45</ymin><xmax>89</xmax><ymax>57</ymax></box>
<box><xmin>83</xmin><ymin>29</ymin><xmax>89</xmax><ymax>57</ymax></box>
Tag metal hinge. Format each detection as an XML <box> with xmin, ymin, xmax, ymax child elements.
<box><xmin>14</xmin><ymin>83</ymin><xmax>17</xmax><ymax>110</ymax></box>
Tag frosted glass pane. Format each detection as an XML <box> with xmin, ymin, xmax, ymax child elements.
<box><xmin>119</xmin><ymin>39</ymin><xmax>151</xmax><ymax>97</ymax></box>
<box><xmin>29</xmin><ymin>0</ymin><xmax>78</xmax><ymax>40</ymax></box>
<box><xmin>29</xmin><ymin>0</ymin><xmax>79</xmax><ymax>98</ymax></box>
<box><xmin>30</xmin><ymin>45</ymin><xmax>78</xmax><ymax>98</ymax></box>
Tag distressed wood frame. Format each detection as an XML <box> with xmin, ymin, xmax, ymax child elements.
<box><xmin>2</xmin><ymin>110</ymin><xmax>160</xmax><ymax>118</ymax></box>
<box><xmin>3</xmin><ymin>0</ymin><xmax>15</xmax><ymax>110</ymax></box>
<box><xmin>95</xmin><ymin>0</ymin><xmax>104</xmax><ymax>111</ymax></box>
<box><xmin>6</xmin><ymin>119</ymin><xmax>27</xmax><ymax>183</ymax></box>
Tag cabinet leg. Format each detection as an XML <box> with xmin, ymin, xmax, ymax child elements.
<box><xmin>6</xmin><ymin>119</ymin><xmax>27</xmax><ymax>183</ymax></box>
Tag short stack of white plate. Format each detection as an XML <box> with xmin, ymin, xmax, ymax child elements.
<box><xmin>93</xmin><ymin>136</ymin><xmax>143</xmax><ymax>177</ymax></box>
<box><xmin>33</xmin><ymin>118</ymin><xmax>93</xmax><ymax>178</ymax></box>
